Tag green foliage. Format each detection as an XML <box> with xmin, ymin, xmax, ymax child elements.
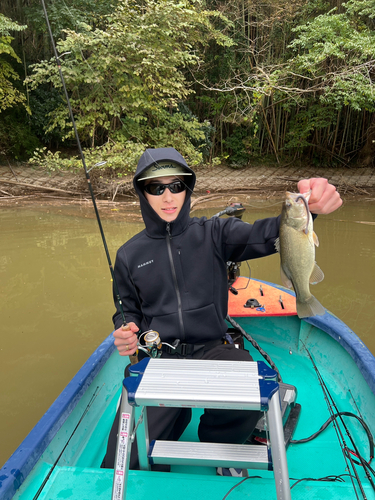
<box><xmin>26</xmin><ymin>0</ymin><xmax>232</xmax><ymax>170</ymax></box>
<box><xmin>344</xmin><ymin>0</ymin><xmax>375</xmax><ymax>21</ymax></box>
<box><xmin>284</xmin><ymin>106</ymin><xmax>337</xmax><ymax>150</ymax></box>
<box><xmin>3</xmin><ymin>0</ymin><xmax>375</xmax><ymax>166</ymax></box>
<box><xmin>29</xmin><ymin>141</ymin><xmax>147</xmax><ymax>177</ymax></box>
<box><xmin>0</xmin><ymin>13</ymin><xmax>27</xmax><ymax>37</ymax></box>
<box><xmin>23</xmin><ymin>0</ymin><xmax>120</xmax><ymax>41</ymax></box>
<box><xmin>287</xmin><ymin>4</ymin><xmax>375</xmax><ymax>111</ymax></box>
<box><xmin>223</xmin><ymin>127</ymin><xmax>252</xmax><ymax>167</ymax></box>
<box><xmin>0</xmin><ymin>111</ymin><xmax>40</xmax><ymax>159</ymax></box>
<box><xmin>28</xmin><ymin>87</ymin><xmax>65</xmax><ymax>144</ymax></box>
<box><xmin>0</xmin><ymin>14</ymin><xmax>28</xmax><ymax>113</ymax></box>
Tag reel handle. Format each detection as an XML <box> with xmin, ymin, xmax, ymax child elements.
<box><xmin>121</xmin><ymin>323</ymin><xmax>139</xmax><ymax>365</ymax></box>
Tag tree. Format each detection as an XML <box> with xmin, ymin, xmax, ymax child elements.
<box><xmin>28</xmin><ymin>0</ymin><xmax>232</xmax><ymax>171</ymax></box>
<box><xmin>0</xmin><ymin>14</ymin><xmax>28</xmax><ymax>112</ymax></box>
<box><xmin>190</xmin><ymin>0</ymin><xmax>375</xmax><ymax>165</ymax></box>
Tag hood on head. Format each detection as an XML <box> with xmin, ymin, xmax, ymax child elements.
<box><xmin>133</xmin><ymin>148</ymin><xmax>196</xmax><ymax>237</ymax></box>
<box><xmin>134</xmin><ymin>148</ymin><xmax>195</xmax><ymax>192</ymax></box>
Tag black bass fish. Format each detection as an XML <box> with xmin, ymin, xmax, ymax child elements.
<box><xmin>275</xmin><ymin>191</ymin><xmax>325</xmax><ymax>318</ymax></box>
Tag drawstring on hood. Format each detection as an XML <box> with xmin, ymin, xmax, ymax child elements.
<box><xmin>134</xmin><ymin>148</ymin><xmax>196</xmax><ymax>238</ymax></box>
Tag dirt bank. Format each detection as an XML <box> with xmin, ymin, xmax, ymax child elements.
<box><xmin>1</xmin><ymin>162</ymin><xmax>375</xmax><ymax>210</ymax></box>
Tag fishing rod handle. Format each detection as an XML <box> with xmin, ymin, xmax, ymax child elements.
<box><xmin>121</xmin><ymin>323</ymin><xmax>139</xmax><ymax>365</ymax></box>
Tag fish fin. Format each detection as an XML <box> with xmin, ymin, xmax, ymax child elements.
<box><xmin>275</xmin><ymin>237</ymin><xmax>280</xmax><ymax>253</ymax></box>
<box><xmin>280</xmin><ymin>267</ymin><xmax>293</xmax><ymax>288</ymax></box>
<box><xmin>296</xmin><ymin>295</ymin><xmax>325</xmax><ymax>318</ymax></box>
<box><xmin>309</xmin><ymin>262</ymin><xmax>324</xmax><ymax>285</ymax></box>
<box><xmin>313</xmin><ymin>231</ymin><xmax>319</xmax><ymax>247</ymax></box>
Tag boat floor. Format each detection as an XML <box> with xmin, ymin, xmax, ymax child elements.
<box><xmin>12</xmin><ymin>314</ymin><xmax>375</xmax><ymax>500</ymax></box>
<box><xmin>20</xmin><ymin>464</ymin><xmax>375</xmax><ymax>500</ymax></box>
<box><xmin>16</xmin><ymin>386</ymin><xmax>375</xmax><ymax>500</ymax></box>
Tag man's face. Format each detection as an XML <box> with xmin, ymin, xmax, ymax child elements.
<box><xmin>144</xmin><ymin>176</ymin><xmax>186</xmax><ymax>222</ymax></box>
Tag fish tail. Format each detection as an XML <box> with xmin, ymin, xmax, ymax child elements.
<box><xmin>296</xmin><ymin>295</ymin><xmax>325</xmax><ymax>318</ymax></box>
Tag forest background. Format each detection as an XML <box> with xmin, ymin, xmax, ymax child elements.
<box><xmin>1</xmin><ymin>0</ymin><xmax>375</xmax><ymax>179</ymax></box>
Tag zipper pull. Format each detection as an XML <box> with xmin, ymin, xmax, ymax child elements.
<box><xmin>166</xmin><ymin>222</ymin><xmax>172</xmax><ymax>239</ymax></box>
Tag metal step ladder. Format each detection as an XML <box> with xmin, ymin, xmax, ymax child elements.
<box><xmin>111</xmin><ymin>358</ymin><xmax>291</xmax><ymax>500</ymax></box>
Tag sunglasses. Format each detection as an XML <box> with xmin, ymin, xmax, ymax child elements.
<box><xmin>144</xmin><ymin>180</ymin><xmax>186</xmax><ymax>196</ymax></box>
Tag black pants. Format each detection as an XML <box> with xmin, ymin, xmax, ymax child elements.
<box><xmin>101</xmin><ymin>343</ymin><xmax>261</xmax><ymax>470</ymax></box>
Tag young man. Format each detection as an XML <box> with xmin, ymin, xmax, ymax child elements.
<box><xmin>102</xmin><ymin>147</ymin><xmax>342</xmax><ymax>473</ymax></box>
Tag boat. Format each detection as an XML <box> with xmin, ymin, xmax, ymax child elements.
<box><xmin>1</xmin><ymin>273</ymin><xmax>375</xmax><ymax>500</ymax></box>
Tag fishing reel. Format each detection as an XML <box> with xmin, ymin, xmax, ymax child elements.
<box><xmin>138</xmin><ymin>330</ymin><xmax>181</xmax><ymax>358</ymax></box>
<box><xmin>212</xmin><ymin>202</ymin><xmax>246</xmax><ymax>219</ymax></box>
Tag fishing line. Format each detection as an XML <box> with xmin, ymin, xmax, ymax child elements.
<box><xmin>303</xmin><ymin>344</ymin><xmax>374</xmax><ymax>499</ymax></box>
<box><xmin>243</xmin><ymin>199</ymin><xmax>284</xmax><ymax>209</ymax></box>
<box><xmin>32</xmin><ymin>385</ymin><xmax>103</xmax><ymax>500</ymax></box>
<box><xmin>41</xmin><ymin>0</ymin><xmax>203</xmax><ymax>343</ymax></box>
<box><xmin>40</xmin><ymin>0</ymin><xmax>127</xmax><ymax>326</ymax></box>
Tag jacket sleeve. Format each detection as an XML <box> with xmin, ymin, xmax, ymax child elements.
<box><xmin>213</xmin><ymin>215</ymin><xmax>281</xmax><ymax>262</ymax></box>
<box><xmin>112</xmin><ymin>247</ymin><xmax>143</xmax><ymax>331</ymax></box>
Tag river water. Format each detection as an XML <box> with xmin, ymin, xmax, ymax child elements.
<box><xmin>1</xmin><ymin>198</ymin><xmax>375</xmax><ymax>467</ymax></box>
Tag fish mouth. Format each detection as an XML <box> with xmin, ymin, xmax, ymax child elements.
<box><xmin>285</xmin><ymin>191</ymin><xmax>311</xmax><ymax>234</ymax></box>
<box><xmin>286</xmin><ymin>190</ymin><xmax>311</xmax><ymax>202</ymax></box>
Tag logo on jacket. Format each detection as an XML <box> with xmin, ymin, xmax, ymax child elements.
<box><xmin>138</xmin><ymin>259</ymin><xmax>154</xmax><ymax>268</ymax></box>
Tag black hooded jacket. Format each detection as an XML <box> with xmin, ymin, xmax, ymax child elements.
<box><xmin>112</xmin><ymin>148</ymin><xmax>281</xmax><ymax>343</ymax></box>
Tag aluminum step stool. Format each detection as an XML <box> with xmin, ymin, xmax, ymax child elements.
<box><xmin>111</xmin><ymin>357</ymin><xmax>291</xmax><ymax>500</ymax></box>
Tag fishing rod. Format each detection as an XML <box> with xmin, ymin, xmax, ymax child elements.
<box><xmin>304</xmin><ymin>344</ymin><xmax>375</xmax><ymax>499</ymax></box>
<box><xmin>39</xmin><ymin>0</ymin><xmax>196</xmax><ymax>364</ymax></box>
<box><xmin>39</xmin><ymin>0</ymin><xmax>141</xmax><ymax>362</ymax></box>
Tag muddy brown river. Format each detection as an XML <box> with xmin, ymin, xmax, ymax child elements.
<box><xmin>1</xmin><ymin>198</ymin><xmax>375</xmax><ymax>466</ymax></box>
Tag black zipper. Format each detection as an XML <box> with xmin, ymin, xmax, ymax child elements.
<box><xmin>166</xmin><ymin>223</ymin><xmax>185</xmax><ymax>341</ymax></box>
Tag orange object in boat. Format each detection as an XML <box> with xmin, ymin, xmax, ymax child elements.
<box><xmin>228</xmin><ymin>277</ymin><xmax>297</xmax><ymax>317</ymax></box>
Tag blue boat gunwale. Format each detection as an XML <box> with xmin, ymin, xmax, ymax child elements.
<box><xmin>1</xmin><ymin>278</ymin><xmax>375</xmax><ymax>500</ymax></box>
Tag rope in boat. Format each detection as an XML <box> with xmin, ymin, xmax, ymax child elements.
<box><xmin>226</xmin><ymin>314</ymin><xmax>283</xmax><ymax>383</ymax></box>
<box><xmin>291</xmin><ymin>411</ymin><xmax>374</xmax><ymax>463</ymax></box>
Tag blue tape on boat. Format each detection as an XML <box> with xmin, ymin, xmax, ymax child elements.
<box><xmin>0</xmin><ymin>332</ymin><xmax>116</xmax><ymax>500</ymax></box>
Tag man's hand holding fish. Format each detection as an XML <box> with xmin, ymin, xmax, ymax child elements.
<box><xmin>276</xmin><ymin>177</ymin><xmax>342</xmax><ymax>319</ymax></box>
<box><xmin>297</xmin><ymin>177</ymin><xmax>342</xmax><ymax>214</ymax></box>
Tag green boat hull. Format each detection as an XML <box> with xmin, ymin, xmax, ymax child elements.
<box><xmin>2</xmin><ymin>288</ymin><xmax>375</xmax><ymax>500</ymax></box>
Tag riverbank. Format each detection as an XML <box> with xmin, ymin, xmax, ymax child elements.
<box><xmin>1</xmin><ymin>162</ymin><xmax>375</xmax><ymax>210</ymax></box>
